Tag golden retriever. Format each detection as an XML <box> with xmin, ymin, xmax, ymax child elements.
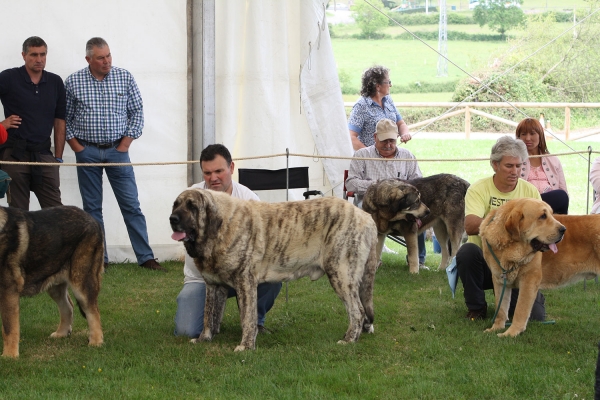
<box><xmin>477</xmin><ymin>197</ymin><xmax>600</xmax><ymax>337</ymax></box>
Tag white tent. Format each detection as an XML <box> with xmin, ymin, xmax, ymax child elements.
<box><xmin>1</xmin><ymin>0</ymin><xmax>352</xmax><ymax>262</ymax></box>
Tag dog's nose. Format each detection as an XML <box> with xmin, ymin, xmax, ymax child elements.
<box><xmin>559</xmin><ymin>225</ymin><xmax>566</xmax><ymax>234</ymax></box>
<box><xmin>169</xmin><ymin>214</ymin><xmax>179</xmax><ymax>225</ymax></box>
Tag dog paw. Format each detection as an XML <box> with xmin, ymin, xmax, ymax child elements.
<box><xmin>497</xmin><ymin>328</ymin><xmax>522</xmax><ymax>338</ymax></box>
<box><xmin>336</xmin><ymin>340</ymin><xmax>350</xmax><ymax>345</ymax></box>
<box><xmin>234</xmin><ymin>345</ymin><xmax>248</xmax><ymax>352</ymax></box>
<box><xmin>50</xmin><ymin>329</ymin><xmax>72</xmax><ymax>339</ymax></box>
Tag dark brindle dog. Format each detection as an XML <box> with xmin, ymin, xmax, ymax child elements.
<box><xmin>0</xmin><ymin>206</ymin><xmax>104</xmax><ymax>358</ymax></box>
<box><xmin>170</xmin><ymin>189</ymin><xmax>379</xmax><ymax>352</ymax></box>
<box><xmin>363</xmin><ymin>174</ymin><xmax>469</xmax><ymax>273</ymax></box>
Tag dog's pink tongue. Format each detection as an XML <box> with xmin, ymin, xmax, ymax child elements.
<box><xmin>171</xmin><ymin>231</ymin><xmax>187</xmax><ymax>241</ymax></box>
<box><xmin>416</xmin><ymin>219</ymin><xmax>422</xmax><ymax>229</ymax></box>
<box><xmin>549</xmin><ymin>243</ymin><xmax>558</xmax><ymax>253</ymax></box>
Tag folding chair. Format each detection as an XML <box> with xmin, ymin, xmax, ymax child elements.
<box><xmin>238</xmin><ymin>166</ymin><xmax>323</xmax><ymax>302</ymax></box>
<box><xmin>238</xmin><ymin>167</ymin><xmax>322</xmax><ymax>200</ymax></box>
<box><xmin>343</xmin><ymin>170</ymin><xmax>406</xmax><ymax>248</ymax></box>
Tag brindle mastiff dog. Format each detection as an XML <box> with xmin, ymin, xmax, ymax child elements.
<box><xmin>363</xmin><ymin>174</ymin><xmax>469</xmax><ymax>273</ymax></box>
<box><xmin>0</xmin><ymin>206</ymin><xmax>104</xmax><ymax>358</ymax></box>
<box><xmin>170</xmin><ymin>189</ymin><xmax>379</xmax><ymax>352</ymax></box>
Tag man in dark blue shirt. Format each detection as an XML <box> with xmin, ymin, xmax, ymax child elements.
<box><xmin>0</xmin><ymin>36</ymin><xmax>65</xmax><ymax>210</ymax></box>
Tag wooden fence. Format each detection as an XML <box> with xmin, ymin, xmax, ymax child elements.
<box><xmin>344</xmin><ymin>102</ymin><xmax>600</xmax><ymax>140</ymax></box>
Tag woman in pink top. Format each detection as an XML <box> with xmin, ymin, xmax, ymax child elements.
<box><xmin>515</xmin><ymin>118</ymin><xmax>569</xmax><ymax>214</ymax></box>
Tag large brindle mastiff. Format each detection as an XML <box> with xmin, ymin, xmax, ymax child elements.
<box><xmin>170</xmin><ymin>189</ymin><xmax>379</xmax><ymax>352</ymax></box>
<box><xmin>0</xmin><ymin>206</ymin><xmax>104</xmax><ymax>358</ymax></box>
<box><xmin>477</xmin><ymin>198</ymin><xmax>600</xmax><ymax>337</ymax></box>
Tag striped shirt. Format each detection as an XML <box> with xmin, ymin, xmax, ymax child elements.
<box><xmin>65</xmin><ymin>66</ymin><xmax>143</xmax><ymax>142</ymax></box>
<box><xmin>345</xmin><ymin>145</ymin><xmax>422</xmax><ymax>204</ymax></box>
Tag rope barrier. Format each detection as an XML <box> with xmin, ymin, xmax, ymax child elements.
<box><xmin>0</xmin><ymin>149</ymin><xmax>597</xmax><ymax>167</ymax></box>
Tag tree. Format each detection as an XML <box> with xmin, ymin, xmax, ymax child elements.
<box><xmin>352</xmin><ymin>0</ymin><xmax>389</xmax><ymax>39</ymax></box>
<box><xmin>473</xmin><ymin>0</ymin><xmax>525</xmax><ymax>38</ymax></box>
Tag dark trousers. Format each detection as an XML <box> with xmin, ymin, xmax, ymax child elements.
<box><xmin>0</xmin><ymin>147</ymin><xmax>62</xmax><ymax>210</ymax></box>
<box><xmin>456</xmin><ymin>242</ymin><xmax>546</xmax><ymax>321</ymax></box>
<box><xmin>541</xmin><ymin>189</ymin><xmax>569</xmax><ymax>215</ymax></box>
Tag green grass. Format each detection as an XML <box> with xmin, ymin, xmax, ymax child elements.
<box><xmin>1</xmin><ymin>253</ymin><xmax>598</xmax><ymax>399</ymax></box>
<box><xmin>332</xmin><ymin>38</ymin><xmax>509</xmax><ymax>93</ymax></box>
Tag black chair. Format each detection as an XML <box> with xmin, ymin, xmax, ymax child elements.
<box><xmin>238</xmin><ymin>166</ymin><xmax>323</xmax><ymax>302</ymax></box>
<box><xmin>343</xmin><ymin>170</ymin><xmax>406</xmax><ymax>248</ymax></box>
<box><xmin>238</xmin><ymin>167</ymin><xmax>322</xmax><ymax>200</ymax></box>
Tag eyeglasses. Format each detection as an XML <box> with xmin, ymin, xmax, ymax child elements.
<box><xmin>380</xmin><ymin>80</ymin><xmax>392</xmax><ymax>85</ymax></box>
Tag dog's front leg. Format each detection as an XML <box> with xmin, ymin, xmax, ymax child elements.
<box><xmin>193</xmin><ymin>284</ymin><xmax>226</xmax><ymax>343</ymax></box>
<box><xmin>500</xmin><ymin>273</ymin><xmax>541</xmax><ymax>337</ymax></box>
<box><xmin>375</xmin><ymin>233</ymin><xmax>386</xmax><ymax>261</ymax></box>
<box><xmin>485</xmin><ymin>278</ymin><xmax>511</xmax><ymax>333</ymax></box>
<box><xmin>233</xmin><ymin>278</ymin><xmax>258</xmax><ymax>352</ymax></box>
<box><xmin>404</xmin><ymin>227</ymin><xmax>420</xmax><ymax>274</ymax></box>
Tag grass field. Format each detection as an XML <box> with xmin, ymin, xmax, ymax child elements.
<box><xmin>332</xmin><ymin>38</ymin><xmax>508</xmax><ymax>91</ymax></box>
<box><xmin>1</xmin><ymin>139</ymin><xmax>599</xmax><ymax>398</ymax></box>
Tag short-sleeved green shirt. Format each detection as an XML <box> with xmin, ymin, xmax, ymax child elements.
<box><xmin>466</xmin><ymin>176</ymin><xmax>541</xmax><ymax>248</ymax></box>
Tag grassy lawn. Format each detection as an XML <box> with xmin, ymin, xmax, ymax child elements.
<box><xmin>1</xmin><ymin>139</ymin><xmax>599</xmax><ymax>398</ymax></box>
<box><xmin>332</xmin><ymin>38</ymin><xmax>508</xmax><ymax>90</ymax></box>
<box><xmin>1</xmin><ymin>253</ymin><xmax>597</xmax><ymax>399</ymax></box>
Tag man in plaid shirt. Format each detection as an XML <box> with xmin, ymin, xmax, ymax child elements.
<box><xmin>65</xmin><ymin>37</ymin><xmax>164</xmax><ymax>271</ymax></box>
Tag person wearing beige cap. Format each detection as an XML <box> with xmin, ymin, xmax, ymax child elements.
<box><xmin>348</xmin><ymin>65</ymin><xmax>412</xmax><ymax>151</ymax></box>
<box><xmin>345</xmin><ymin>118</ymin><xmax>427</xmax><ymax>269</ymax></box>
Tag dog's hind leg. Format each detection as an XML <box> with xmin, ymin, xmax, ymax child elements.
<box><xmin>70</xmin><ymin>282</ymin><xmax>103</xmax><ymax>347</ymax></box>
<box><xmin>47</xmin><ymin>282</ymin><xmax>73</xmax><ymax>339</ymax></box>
<box><xmin>433</xmin><ymin>224</ymin><xmax>451</xmax><ymax>270</ymax></box>
<box><xmin>359</xmin><ymin>246</ymin><xmax>378</xmax><ymax>334</ymax></box>
<box><xmin>0</xmin><ymin>287</ymin><xmax>21</xmax><ymax>358</ymax></box>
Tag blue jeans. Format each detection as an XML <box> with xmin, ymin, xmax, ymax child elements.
<box><xmin>75</xmin><ymin>143</ymin><xmax>153</xmax><ymax>265</ymax></box>
<box><xmin>174</xmin><ymin>281</ymin><xmax>283</xmax><ymax>338</ymax></box>
<box><xmin>418</xmin><ymin>232</ymin><xmax>426</xmax><ymax>264</ymax></box>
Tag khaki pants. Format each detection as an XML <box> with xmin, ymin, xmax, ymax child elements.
<box><xmin>0</xmin><ymin>147</ymin><xmax>62</xmax><ymax>211</ymax></box>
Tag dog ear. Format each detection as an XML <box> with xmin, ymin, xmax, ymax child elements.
<box><xmin>202</xmin><ymin>192</ymin><xmax>222</xmax><ymax>238</ymax></box>
<box><xmin>504</xmin><ymin>207</ymin><xmax>523</xmax><ymax>241</ymax></box>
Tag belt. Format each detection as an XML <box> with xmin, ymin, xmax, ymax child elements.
<box><xmin>79</xmin><ymin>139</ymin><xmax>121</xmax><ymax>149</ymax></box>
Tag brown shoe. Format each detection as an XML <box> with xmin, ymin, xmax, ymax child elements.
<box><xmin>140</xmin><ymin>259</ymin><xmax>166</xmax><ymax>271</ymax></box>
<box><xmin>466</xmin><ymin>305</ymin><xmax>487</xmax><ymax>320</ymax></box>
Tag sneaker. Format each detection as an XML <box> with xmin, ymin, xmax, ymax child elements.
<box><xmin>382</xmin><ymin>244</ymin><xmax>397</xmax><ymax>254</ymax></box>
<box><xmin>465</xmin><ymin>305</ymin><xmax>488</xmax><ymax>320</ymax></box>
<box><xmin>257</xmin><ymin>325</ymin><xmax>272</xmax><ymax>335</ymax></box>
<box><xmin>419</xmin><ymin>263</ymin><xmax>430</xmax><ymax>271</ymax></box>
<box><xmin>140</xmin><ymin>258</ymin><xmax>166</xmax><ymax>271</ymax></box>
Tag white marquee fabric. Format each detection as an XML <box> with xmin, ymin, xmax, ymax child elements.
<box><xmin>1</xmin><ymin>0</ymin><xmax>351</xmax><ymax>262</ymax></box>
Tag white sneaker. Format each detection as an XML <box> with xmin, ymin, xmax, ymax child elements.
<box><xmin>419</xmin><ymin>263</ymin><xmax>430</xmax><ymax>271</ymax></box>
<box><xmin>382</xmin><ymin>244</ymin><xmax>397</xmax><ymax>254</ymax></box>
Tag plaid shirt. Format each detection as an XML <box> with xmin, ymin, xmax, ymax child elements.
<box><xmin>345</xmin><ymin>145</ymin><xmax>422</xmax><ymax>204</ymax></box>
<box><xmin>65</xmin><ymin>66</ymin><xmax>143</xmax><ymax>142</ymax></box>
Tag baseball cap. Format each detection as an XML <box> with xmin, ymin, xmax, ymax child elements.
<box><xmin>375</xmin><ymin>119</ymin><xmax>398</xmax><ymax>141</ymax></box>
